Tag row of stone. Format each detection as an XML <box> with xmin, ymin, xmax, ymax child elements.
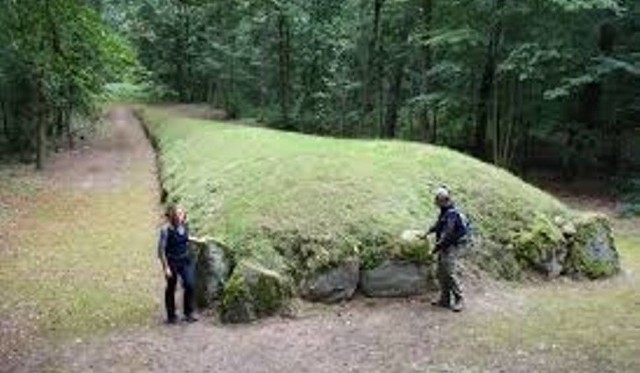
<box><xmin>191</xmin><ymin>231</ymin><xmax>436</xmax><ymax>323</ymax></box>
<box><xmin>191</xmin><ymin>213</ymin><xmax>620</xmax><ymax>323</ymax></box>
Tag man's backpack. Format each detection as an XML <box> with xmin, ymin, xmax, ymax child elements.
<box><xmin>454</xmin><ymin>209</ymin><xmax>472</xmax><ymax>240</ymax></box>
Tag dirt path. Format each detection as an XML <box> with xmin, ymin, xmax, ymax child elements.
<box><xmin>51</xmin><ymin>294</ymin><xmax>515</xmax><ymax>373</ymax></box>
<box><xmin>0</xmin><ymin>106</ymin><xmax>162</xmax><ymax>373</ymax></box>
<box><xmin>43</xmin><ymin>107</ymin><xmax>155</xmax><ymax>190</ymax></box>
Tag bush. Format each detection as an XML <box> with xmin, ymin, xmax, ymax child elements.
<box><xmin>616</xmin><ymin>175</ymin><xmax>640</xmax><ymax>218</ymax></box>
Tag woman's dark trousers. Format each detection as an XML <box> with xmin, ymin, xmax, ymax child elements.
<box><xmin>165</xmin><ymin>257</ymin><xmax>195</xmax><ymax>320</ymax></box>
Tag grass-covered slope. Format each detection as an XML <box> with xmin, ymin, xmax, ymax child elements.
<box><xmin>142</xmin><ymin>107</ymin><xmax>618</xmax><ymax>319</ymax></box>
<box><xmin>146</xmin><ymin>108</ymin><xmax>564</xmax><ymax>241</ymax></box>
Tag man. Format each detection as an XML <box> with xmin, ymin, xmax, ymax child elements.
<box><xmin>426</xmin><ymin>187</ymin><xmax>469</xmax><ymax>312</ymax></box>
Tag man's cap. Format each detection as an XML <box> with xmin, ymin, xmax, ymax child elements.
<box><xmin>435</xmin><ymin>187</ymin><xmax>450</xmax><ymax>199</ymax></box>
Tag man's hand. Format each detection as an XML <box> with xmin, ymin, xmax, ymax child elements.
<box><xmin>164</xmin><ymin>267</ymin><xmax>172</xmax><ymax>278</ymax></box>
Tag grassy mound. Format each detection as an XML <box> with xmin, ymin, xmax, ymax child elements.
<box><xmin>141</xmin><ymin>107</ymin><xmax>617</xmax><ymax>316</ymax></box>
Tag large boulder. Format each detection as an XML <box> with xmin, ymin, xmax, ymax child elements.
<box><xmin>301</xmin><ymin>259</ymin><xmax>360</xmax><ymax>303</ymax></box>
<box><xmin>192</xmin><ymin>239</ymin><xmax>232</xmax><ymax>309</ymax></box>
<box><xmin>360</xmin><ymin>260</ymin><xmax>430</xmax><ymax>297</ymax></box>
<box><xmin>513</xmin><ymin>213</ymin><xmax>619</xmax><ymax>279</ymax></box>
<box><xmin>512</xmin><ymin>215</ymin><xmax>568</xmax><ymax>278</ymax></box>
<box><xmin>565</xmin><ymin>214</ymin><xmax>619</xmax><ymax>279</ymax></box>
<box><xmin>359</xmin><ymin>229</ymin><xmax>434</xmax><ymax>297</ymax></box>
<box><xmin>220</xmin><ymin>260</ymin><xmax>291</xmax><ymax>324</ymax></box>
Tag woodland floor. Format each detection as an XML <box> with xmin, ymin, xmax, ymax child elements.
<box><xmin>1</xmin><ymin>106</ymin><xmax>639</xmax><ymax>373</ymax></box>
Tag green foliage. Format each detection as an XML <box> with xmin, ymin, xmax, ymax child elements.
<box><xmin>360</xmin><ymin>233</ymin><xmax>433</xmax><ymax>270</ymax></box>
<box><xmin>123</xmin><ymin>0</ymin><xmax>638</xmax><ymax>174</ymax></box>
<box><xmin>616</xmin><ymin>175</ymin><xmax>640</xmax><ymax>218</ymax></box>
<box><xmin>0</xmin><ymin>0</ymin><xmax>134</xmax><ymax>164</ymax></box>
<box><xmin>547</xmin><ymin>0</ymin><xmax>623</xmax><ymax>12</ymax></box>
<box><xmin>5</xmin><ymin>0</ymin><xmax>640</xmax><ymax>175</ymax></box>
<box><xmin>104</xmin><ymin>82</ymin><xmax>171</xmax><ymax>103</ymax></box>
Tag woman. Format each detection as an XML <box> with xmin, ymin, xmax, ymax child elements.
<box><xmin>157</xmin><ymin>205</ymin><xmax>199</xmax><ymax>323</ymax></box>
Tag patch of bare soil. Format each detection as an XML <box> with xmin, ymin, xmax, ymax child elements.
<box><xmin>44</xmin><ymin>107</ymin><xmax>154</xmax><ymax>189</ymax></box>
<box><xmin>40</xmin><ymin>295</ymin><xmax>511</xmax><ymax>373</ymax></box>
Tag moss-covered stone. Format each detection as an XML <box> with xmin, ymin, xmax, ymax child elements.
<box><xmin>512</xmin><ymin>214</ymin><xmax>567</xmax><ymax>277</ymax></box>
<box><xmin>220</xmin><ymin>268</ymin><xmax>256</xmax><ymax>323</ymax></box>
<box><xmin>467</xmin><ymin>238</ymin><xmax>523</xmax><ymax>281</ymax></box>
<box><xmin>268</xmin><ymin>229</ymin><xmax>359</xmax><ymax>284</ymax></box>
<box><xmin>220</xmin><ymin>260</ymin><xmax>292</xmax><ymax>323</ymax></box>
<box><xmin>356</xmin><ymin>230</ymin><xmax>435</xmax><ymax>298</ymax></box>
<box><xmin>360</xmin><ymin>230</ymin><xmax>433</xmax><ymax>270</ymax></box>
<box><xmin>192</xmin><ymin>239</ymin><xmax>232</xmax><ymax>309</ymax></box>
<box><xmin>301</xmin><ymin>258</ymin><xmax>360</xmax><ymax>303</ymax></box>
<box><xmin>565</xmin><ymin>214</ymin><xmax>619</xmax><ymax>279</ymax></box>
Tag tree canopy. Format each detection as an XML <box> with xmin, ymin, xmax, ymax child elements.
<box><xmin>1</xmin><ymin>0</ymin><xmax>639</xmax><ymax>177</ymax></box>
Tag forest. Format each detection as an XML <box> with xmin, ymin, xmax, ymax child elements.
<box><xmin>2</xmin><ymin>2</ymin><xmax>640</xmax><ymax>372</ymax></box>
<box><xmin>1</xmin><ymin>0</ymin><xmax>639</xmax><ymax>180</ymax></box>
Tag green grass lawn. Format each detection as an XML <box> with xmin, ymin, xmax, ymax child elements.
<box><xmin>143</xmin><ymin>107</ymin><xmax>571</xmax><ymax>279</ymax></box>
<box><xmin>0</xmin><ymin>164</ymin><xmax>160</xmax><ymax>341</ymax></box>
<box><xmin>440</xmin><ymin>230</ymin><xmax>640</xmax><ymax>372</ymax></box>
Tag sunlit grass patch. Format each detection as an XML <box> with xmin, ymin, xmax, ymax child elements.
<box><xmin>442</xmin><ymin>230</ymin><xmax>640</xmax><ymax>372</ymax></box>
<box><xmin>0</xmin><ymin>169</ymin><xmax>160</xmax><ymax>340</ymax></box>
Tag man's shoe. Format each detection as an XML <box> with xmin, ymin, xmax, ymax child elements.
<box><xmin>451</xmin><ymin>298</ymin><xmax>464</xmax><ymax>313</ymax></box>
<box><xmin>431</xmin><ymin>300</ymin><xmax>450</xmax><ymax>308</ymax></box>
<box><xmin>166</xmin><ymin>316</ymin><xmax>178</xmax><ymax>325</ymax></box>
<box><xmin>183</xmin><ymin>315</ymin><xmax>199</xmax><ymax>323</ymax></box>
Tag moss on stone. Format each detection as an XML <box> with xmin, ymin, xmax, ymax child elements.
<box><xmin>467</xmin><ymin>238</ymin><xmax>523</xmax><ymax>281</ymax></box>
<box><xmin>360</xmin><ymin>230</ymin><xmax>433</xmax><ymax>270</ymax></box>
<box><xmin>250</xmin><ymin>263</ymin><xmax>289</xmax><ymax>315</ymax></box>
<box><xmin>512</xmin><ymin>214</ymin><xmax>566</xmax><ymax>273</ymax></box>
<box><xmin>220</xmin><ymin>259</ymin><xmax>292</xmax><ymax>323</ymax></box>
<box><xmin>565</xmin><ymin>214</ymin><xmax>619</xmax><ymax>279</ymax></box>
<box><xmin>221</xmin><ymin>268</ymin><xmax>255</xmax><ymax>323</ymax></box>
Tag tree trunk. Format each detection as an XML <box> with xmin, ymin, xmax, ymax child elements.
<box><xmin>384</xmin><ymin>66</ymin><xmax>403</xmax><ymax>138</ymax></box>
<box><xmin>432</xmin><ymin>108</ymin><xmax>438</xmax><ymax>143</ymax></box>
<box><xmin>570</xmin><ymin>21</ymin><xmax>616</xmax><ymax>177</ymax></box>
<box><xmin>55</xmin><ymin>108</ymin><xmax>64</xmax><ymax>140</ymax></box>
<box><xmin>420</xmin><ymin>0</ymin><xmax>433</xmax><ymax>141</ymax></box>
<box><xmin>277</xmin><ymin>9</ymin><xmax>292</xmax><ymax>129</ymax></box>
<box><xmin>1</xmin><ymin>99</ymin><xmax>8</xmax><ymax>141</ymax></box>
<box><xmin>383</xmin><ymin>8</ymin><xmax>413</xmax><ymax>138</ymax></box>
<box><xmin>183</xmin><ymin>4</ymin><xmax>193</xmax><ymax>102</ymax></box>
<box><xmin>363</xmin><ymin>0</ymin><xmax>385</xmax><ymax>120</ymax></box>
<box><xmin>35</xmin><ymin>77</ymin><xmax>46</xmax><ymax>170</ymax></box>
<box><xmin>474</xmin><ymin>0</ymin><xmax>504</xmax><ymax>159</ymax></box>
<box><xmin>207</xmin><ymin>80</ymin><xmax>215</xmax><ymax>106</ymax></box>
<box><xmin>65</xmin><ymin>107</ymin><xmax>73</xmax><ymax>150</ymax></box>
